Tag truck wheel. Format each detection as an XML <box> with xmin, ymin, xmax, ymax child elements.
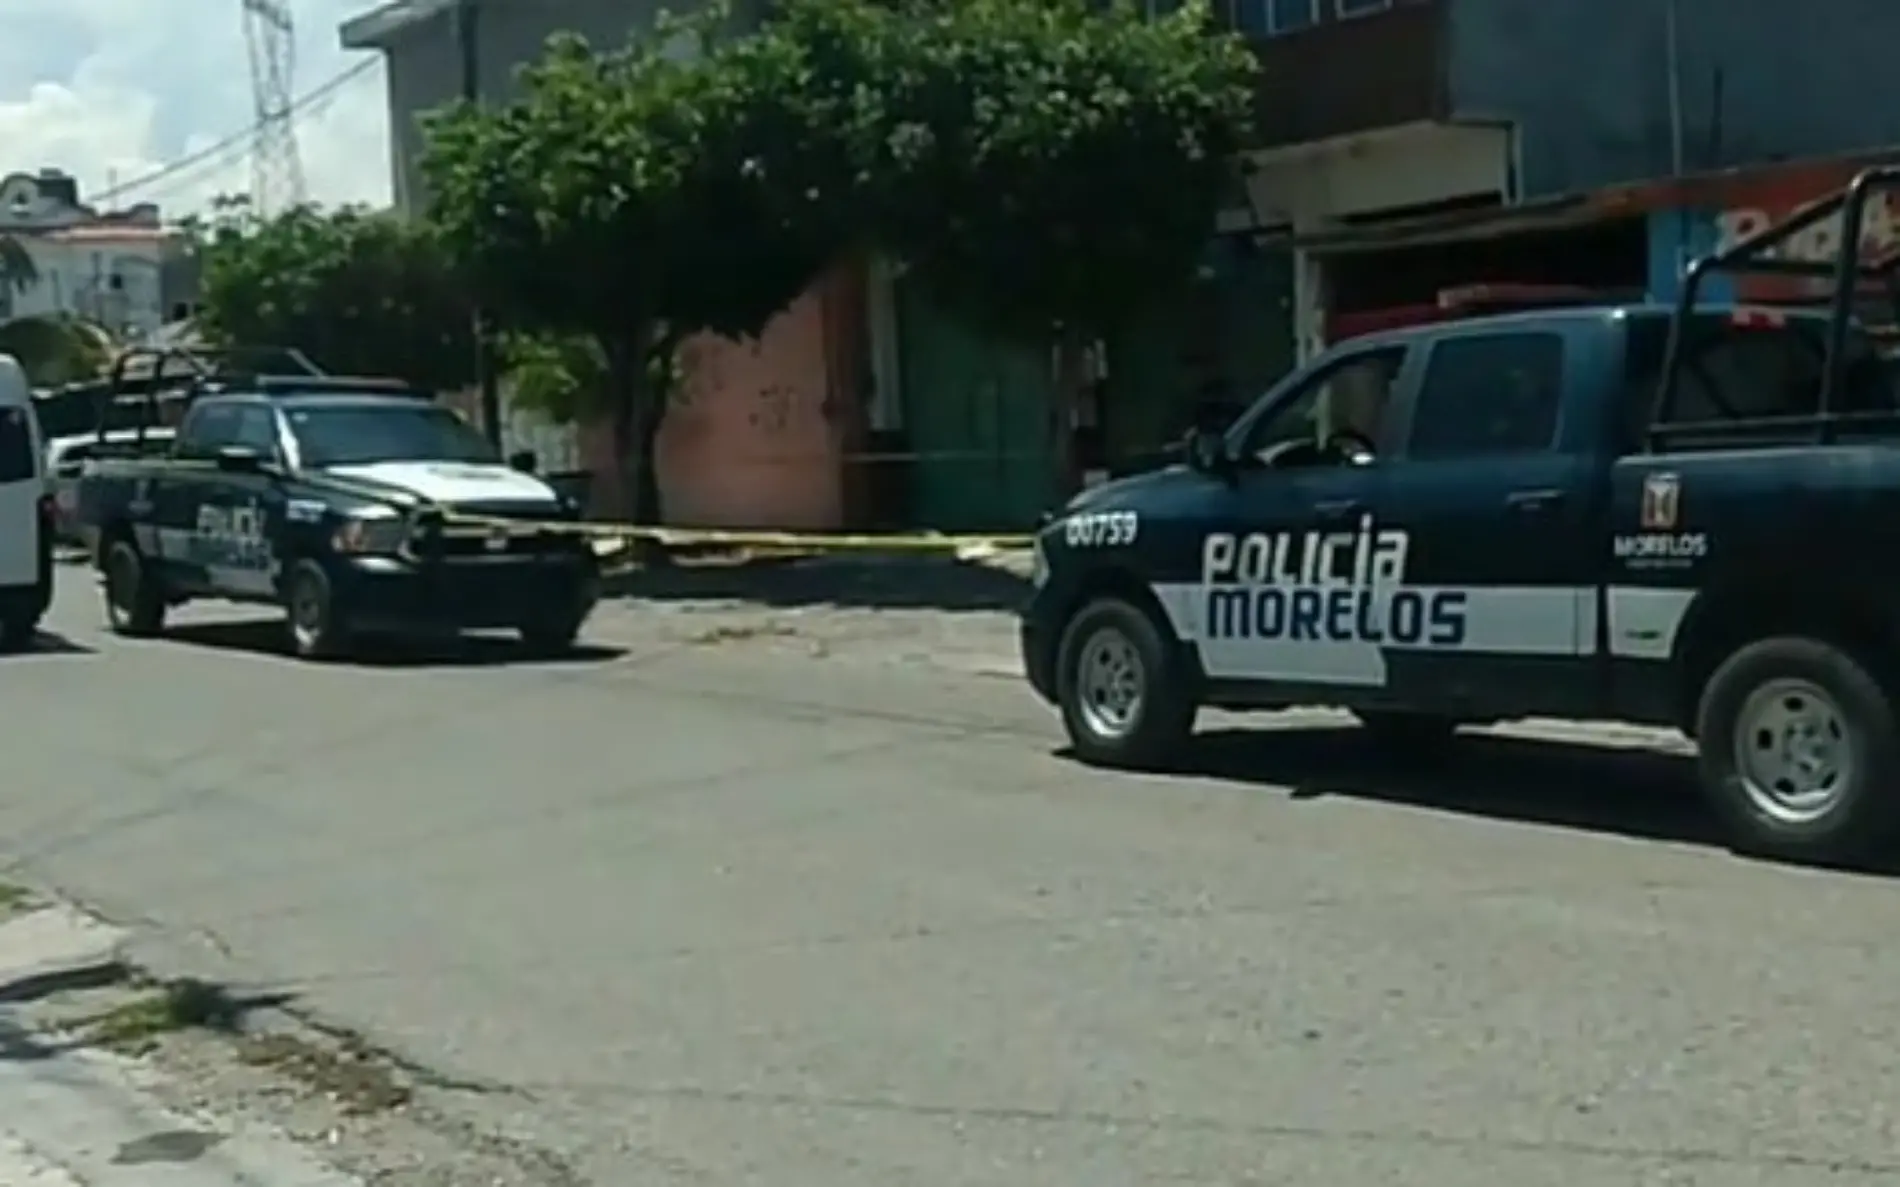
<box><xmin>284</xmin><ymin>560</ymin><xmax>349</xmax><ymax>661</ymax></box>
<box><xmin>1352</xmin><ymin>710</ymin><xmax>1461</xmax><ymax>754</ymax></box>
<box><xmin>1055</xmin><ymin>596</ymin><xmax>1195</xmax><ymax>769</ymax></box>
<box><xmin>0</xmin><ymin>615</ymin><xmax>36</xmax><ymax>653</ymax></box>
<box><xmin>102</xmin><ymin>538</ymin><xmax>165</xmax><ymax>637</ymax></box>
<box><xmin>519</xmin><ymin>616</ymin><xmax>583</xmax><ymax>655</ymax></box>
<box><xmin>1695</xmin><ymin>636</ymin><xmax>1900</xmax><ymax>865</ymax></box>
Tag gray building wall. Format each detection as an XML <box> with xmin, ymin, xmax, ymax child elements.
<box><xmin>363</xmin><ymin>0</ymin><xmax>677</xmax><ymax>213</ymax></box>
<box><xmin>1449</xmin><ymin>0</ymin><xmax>1900</xmax><ymax>199</ymax></box>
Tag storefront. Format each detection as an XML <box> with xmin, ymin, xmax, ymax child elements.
<box><xmin>1306</xmin><ymin>205</ymin><xmax>1651</xmax><ymax>344</ymax></box>
<box><xmin>1641</xmin><ymin>155</ymin><xmax>1900</xmax><ymax>306</ymax></box>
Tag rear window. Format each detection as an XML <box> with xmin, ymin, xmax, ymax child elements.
<box><xmin>0</xmin><ymin>405</ymin><xmax>35</xmax><ymax>482</ymax></box>
<box><xmin>1625</xmin><ymin>314</ymin><xmax>1896</xmax><ymax>431</ymax></box>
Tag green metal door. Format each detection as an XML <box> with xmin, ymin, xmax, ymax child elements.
<box><xmin>896</xmin><ymin>278</ymin><xmax>1058</xmax><ymax>532</ymax></box>
<box><xmin>1106</xmin><ymin>243</ymin><xmax>1298</xmax><ymax>472</ymax></box>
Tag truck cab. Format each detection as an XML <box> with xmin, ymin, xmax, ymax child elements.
<box><xmin>1023</xmin><ymin>167</ymin><xmax>1900</xmax><ymax>865</ymax></box>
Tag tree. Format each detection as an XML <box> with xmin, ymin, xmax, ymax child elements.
<box><xmin>195</xmin><ymin>205</ymin><xmax>476</xmax><ymax>392</ymax></box>
<box><xmin>0</xmin><ymin>314</ymin><xmax>111</xmax><ymax>387</ymax></box>
<box><xmin>0</xmin><ymin>234</ymin><xmax>36</xmax><ymax>296</ymax></box>
<box><xmin>845</xmin><ymin>0</ymin><xmax>1256</xmax><ymax>486</ymax></box>
<box><xmin>421</xmin><ymin>15</ymin><xmax>865</xmax><ymax>522</ymax></box>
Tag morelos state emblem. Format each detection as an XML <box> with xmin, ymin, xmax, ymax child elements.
<box><xmin>1640</xmin><ymin>472</ymin><xmax>1679</xmax><ymax>530</ymax></box>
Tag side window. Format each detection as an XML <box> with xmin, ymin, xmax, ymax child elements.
<box><xmin>177</xmin><ymin>403</ymin><xmax>240</xmax><ymax>460</ymax></box>
<box><xmin>1242</xmin><ymin>347</ymin><xmax>1407</xmax><ymax>460</ymax></box>
<box><xmin>1406</xmin><ymin>332</ymin><xmax>1564</xmax><ymax>460</ymax></box>
<box><xmin>0</xmin><ymin>406</ymin><xmax>34</xmax><ymax>482</ymax></box>
<box><xmin>231</xmin><ymin>406</ymin><xmax>282</xmax><ymax>459</ymax></box>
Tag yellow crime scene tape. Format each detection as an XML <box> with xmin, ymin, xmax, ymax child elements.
<box><xmin>426</xmin><ymin>512</ymin><xmax>1035</xmax><ymax>566</ymax></box>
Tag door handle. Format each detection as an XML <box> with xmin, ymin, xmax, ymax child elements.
<box><xmin>1505</xmin><ymin>488</ymin><xmax>1564</xmax><ymax>512</ymax></box>
<box><xmin>1313</xmin><ymin>498</ymin><xmax>1364</xmax><ymax>522</ymax></box>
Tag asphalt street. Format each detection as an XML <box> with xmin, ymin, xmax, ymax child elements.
<box><xmin>6</xmin><ymin>576</ymin><xmax>1900</xmax><ymax>1184</ymax></box>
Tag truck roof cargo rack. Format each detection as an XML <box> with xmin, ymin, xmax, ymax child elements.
<box><xmin>1654</xmin><ymin>164</ymin><xmax>1900</xmax><ymax>446</ymax></box>
<box><xmin>92</xmin><ymin>346</ymin><xmax>430</xmax><ymax>443</ymax></box>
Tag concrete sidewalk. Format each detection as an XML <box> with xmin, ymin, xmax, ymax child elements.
<box><xmin>0</xmin><ymin>902</ymin><xmax>359</xmax><ymax>1187</ymax></box>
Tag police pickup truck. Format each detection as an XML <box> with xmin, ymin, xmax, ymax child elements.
<box><xmin>76</xmin><ymin>349</ymin><xmax>599</xmax><ymax>660</ymax></box>
<box><xmin>1023</xmin><ymin>170</ymin><xmax>1900</xmax><ymax>865</ymax></box>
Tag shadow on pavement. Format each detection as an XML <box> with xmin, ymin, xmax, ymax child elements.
<box><xmin>163</xmin><ymin>620</ymin><xmax>626</xmax><ymax>667</ymax></box>
<box><xmin>0</xmin><ymin>631</ymin><xmax>94</xmax><ymax>658</ymax></box>
<box><xmin>604</xmin><ymin>554</ymin><xmax>1030</xmax><ymax>613</ymax></box>
<box><xmin>1165</xmin><ymin>724</ymin><xmax>1900</xmax><ymax>874</ymax></box>
<box><xmin>1176</xmin><ymin>724</ymin><xmax>1718</xmax><ymax>846</ymax></box>
<box><xmin>0</xmin><ymin>978</ymin><xmax>298</xmax><ymax>1064</ymax></box>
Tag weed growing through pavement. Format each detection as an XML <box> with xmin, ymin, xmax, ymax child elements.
<box><xmin>75</xmin><ymin>976</ymin><xmax>410</xmax><ymax>1113</ymax></box>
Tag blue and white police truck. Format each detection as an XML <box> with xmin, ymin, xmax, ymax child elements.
<box><xmin>1021</xmin><ymin>168</ymin><xmax>1900</xmax><ymax>866</ymax></box>
<box><xmin>75</xmin><ymin>348</ymin><xmax>599</xmax><ymax>661</ymax></box>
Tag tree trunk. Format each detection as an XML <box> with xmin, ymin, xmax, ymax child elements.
<box><xmin>601</xmin><ymin>328</ymin><xmax>674</xmax><ymax>566</ymax></box>
<box><xmin>602</xmin><ymin>329</ymin><xmax>663</xmax><ymax>526</ymax></box>
<box><xmin>1050</xmin><ymin>323</ymin><xmax>1091</xmax><ymax>498</ymax></box>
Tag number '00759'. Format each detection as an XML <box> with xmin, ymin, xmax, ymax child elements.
<box><xmin>1064</xmin><ymin>511</ymin><xmax>1138</xmax><ymax>548</ymax></box>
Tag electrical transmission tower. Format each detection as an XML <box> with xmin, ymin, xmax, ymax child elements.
<box><xmin>241</xmin><ymin>0</ymin><xmax>306</xmax><ymax>215</ymax></box>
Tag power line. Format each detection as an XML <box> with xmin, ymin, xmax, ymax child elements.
<box><xmin>90</xmin><ymin>58</ymin><xmax>377</xmax><ymax>207</ymax></box>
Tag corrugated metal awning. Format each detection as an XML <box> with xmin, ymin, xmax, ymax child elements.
<box><xmin>1288</xmin><ymin>194</ymin><xmax>1597</xmax><ymax>255</ymax></box>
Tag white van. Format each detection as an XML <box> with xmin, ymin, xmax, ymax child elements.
<box><xmin>0</xmin><ymin>355</ymin><xmax>50</xmax><ymax>649</ymax></box>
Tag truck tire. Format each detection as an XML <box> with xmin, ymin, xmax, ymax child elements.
<box><xmin>1695</xmin><ymin>636</ymin><xmax>1900</xmax><ymax>865</ymax></box>
<box><xmin>1352</xmin><ymin>710</ymin><xmax>1462</xmax><ymax>754</ymax></box>
<box><xmin>1055</xmin><ymin>595</ymin><xmax>1195</xmax><ymax>769</ymax></box>
<box><xmin>101</xmin><ymin>538</ymin><xmax>165</xmax><ymax>637</ymax></box>
<box><xmin>0</xmin><ymin>615</ymin><xmax>36</xmax><ymax>653</ymax></box>
<box><xmin>284</xmin><ymin>560</ymin><xmax>348</xmax><ymax>661</ymax></box>
<box><xmin>519</xmin><ymin>615</ymin><xmax>584</xmax><ymax>655</ymax></box>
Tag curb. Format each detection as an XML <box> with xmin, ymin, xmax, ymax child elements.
<box><xmin>0</xmin><ymin>903</ymin><xmax>363</xmax><ymax>1186</ymax></box>
<box><xmin>0</xmin><ymin>903</ymin><xmax>127</xmax><ymax>1001</ymax></box>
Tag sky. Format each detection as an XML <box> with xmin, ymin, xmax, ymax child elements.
<box><xmin>0</xmin><ymin>0</ymin><xmax>392</xmax><ymax>219</ymax></box>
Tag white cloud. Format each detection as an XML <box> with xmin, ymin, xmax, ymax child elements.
<box><xmin>0</xmin><ymin>0</ymin><xmax>391</xmax><ymax>219</ymax></box>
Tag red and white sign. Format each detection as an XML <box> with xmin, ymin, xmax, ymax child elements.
<box><xmin>1710</xmin><ymin>163</ymin><xmax>1900</xmax><ymax>302</ymax></box>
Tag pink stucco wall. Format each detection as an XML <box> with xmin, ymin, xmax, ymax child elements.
<box><xmin>575</xmin><ymin>279</ymin><xmax>850</xmax><ymax>530</ymax></box>
<box><xmin>656</xmin><ymin>290</ymin><xmax>844</xmax><ymax>529</ymax></box>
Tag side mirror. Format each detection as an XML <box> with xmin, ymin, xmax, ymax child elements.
<box><xmin>507</xmin><ymin>450</ymin><xmax>537</xmax><ymax>474</ymax></box>
<box><xmin>1184</xmin><ymin>427</ymin><xmax>1230</xmax><ymax>477</ymax></box>
<box><xmin>214</xmin><ymin>445</ymin><xmax>263</xmax><ymax>473</ymax></box>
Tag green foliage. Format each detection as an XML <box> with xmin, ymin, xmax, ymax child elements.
<box><xmin>858</xmin><ymin>0</ymin><xmax>1254</xmax><ymax>339</ymax></box>
<box><xmin>416</xmin><ymin>0</ymin><xmax>1253</xmax><ymax>511</ymax></box>
<box><xmin>494</xmin><ymin>332</ymin><xmax>607</xmax><ymax>425</ymax></box>
<box><xmin>196</xmin><ymin>205</ymin><xmax>475</xmax><ymax>391</ymax></box>
<box><xmin>0</xmin><ymin>235</ymin><xmax>36</xmax><ymax>293</ymax></box>
<box><xmin>420</xmin><ymin>9</ymin><xmax>873</xmax><ymax>515</ymax></box>
<box><xmin>0</xmin><ymin>314</ymin><xmax>112</xmax><ymax>387</ymax></box>
<box><xmin>421</xmin><ymin>12</ymin><xmax>857</xmax><ymax>358</ymax></box>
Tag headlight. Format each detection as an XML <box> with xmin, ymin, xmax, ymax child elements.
<box><xmin>332</xmin><ymin>512</ymin><xmax>409</xmax><ymax>555</ymax></box>
<box><xmin>1030</xmin><ymin>535</ymin><xmax>1048</xmax><ymax>587</ymax></box>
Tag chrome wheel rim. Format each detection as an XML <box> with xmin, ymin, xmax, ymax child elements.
<box><xmin>1732</xmin><ymin>677</ymin><xmax>1854</xmax><ymax>825</ymax></box>
<box><xmin>290</xmin><ymin>578</ymin><xmax>325</xmax><ymax>643</ymax></box>
<box><xmin>1075</xmin><ymin>626</ymin><xmax>1145</xmax><ymax>739</ymax></box>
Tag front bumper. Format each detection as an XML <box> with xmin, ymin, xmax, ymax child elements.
<box><xmin>331</xmin><ymin>551</ymin><xmax>598</xmax><ymax>633</ymax></box>
<box><xmin>1018</xmin><ymin>577</ymin><xmax>1064</xmax><ymax>703</ymax></box>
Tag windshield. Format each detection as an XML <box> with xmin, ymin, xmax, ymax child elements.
<box><xmin>287</xmin><ymin>403</ymin><xmax>497</xmax><ymax>468</ymax></box>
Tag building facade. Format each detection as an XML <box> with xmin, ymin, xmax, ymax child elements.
<box><xmin>340</xmin><ymin>0</ymin><xmax>857</xmax><ymax>528</ymax></box>
<box><xmin>0</xmin><ymin>170</ymin><xmax>172</xmax><ymax>341</ymax></box>
<box><xmin>1218</xmin><ymin>0</ymin><xmax>1900</xmax><ymax>354</ymax></box>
